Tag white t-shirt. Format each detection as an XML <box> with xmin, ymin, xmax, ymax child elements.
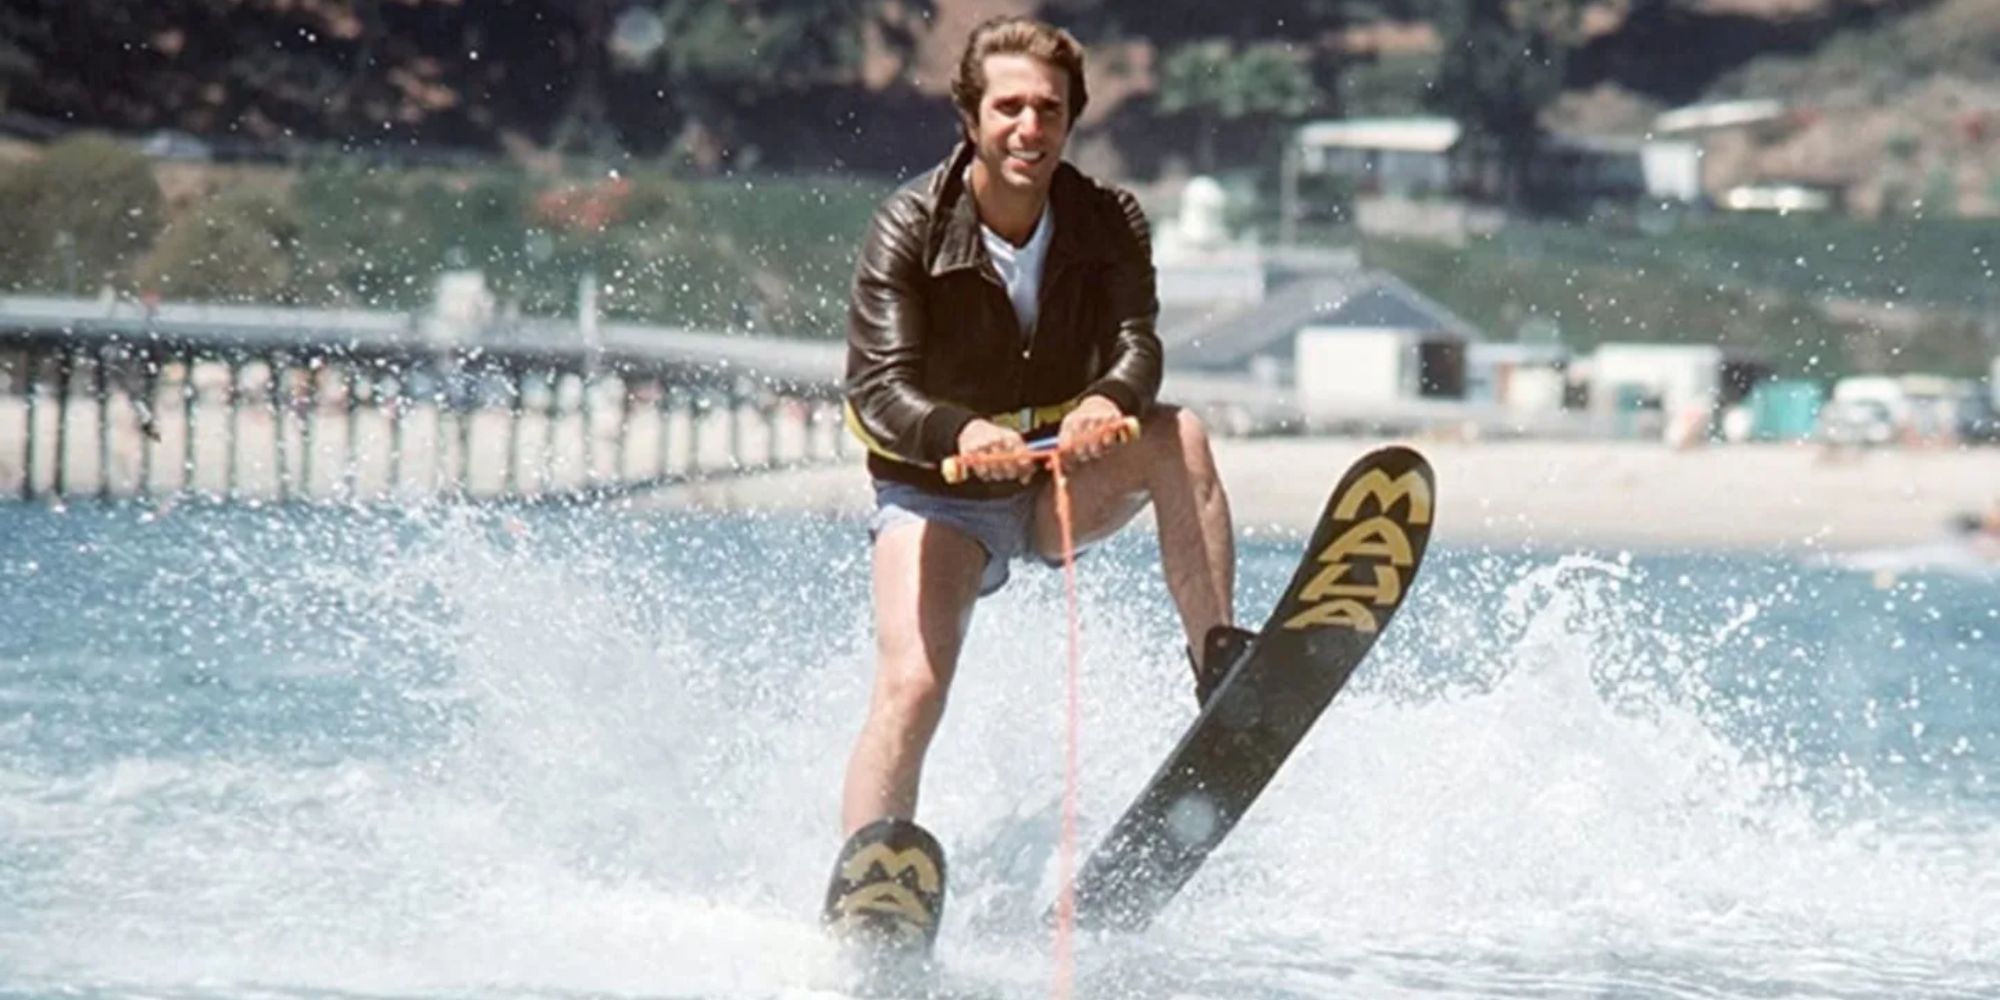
<box><xmin>981</xmin><ymin>205</ymin><xmax>1054</xmax><ymax>339</ymax></box>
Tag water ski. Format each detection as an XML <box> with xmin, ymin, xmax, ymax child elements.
<box><xmin>823</xmin><ymin>817</ymin><xmax>949</xmax><ymax>966</ymax></box>
<box><xmin>1069</xmin><ymin>444</ymin><xmax>1436</xmax><ymax>931</ymax></box>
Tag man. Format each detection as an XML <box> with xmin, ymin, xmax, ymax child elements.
<box><xmin>827</xmin><ymin>16</ymin><xmax>1250</xmax><ymax>939</ymax></box>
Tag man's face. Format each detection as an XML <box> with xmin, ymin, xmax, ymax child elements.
<box><xmin>965</xmin><ymin>53</ymin><xmax>1071</xmax><ymax>195</ymax></box>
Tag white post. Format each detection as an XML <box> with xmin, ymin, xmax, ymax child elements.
<box><xmin>1279</xmin><ymin>129</ymin><xmax>1300</xmax><ymax>249</ymax></box>
<box><xmin>578</xmin><ymin>270</ymin><xmax>600</xmax><ymax>348</ymax></box>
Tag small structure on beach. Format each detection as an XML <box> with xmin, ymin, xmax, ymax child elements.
<box><xmin>1170</xmin><ymin>270</ymin><xmax>1476</xmax><ymax>379</ymax></box>
<box><xmin>1583</xmin><ymin>342</ymin><xmax>1771</xmax><ymax>442</ymax></box>
<box><xmin>1743</xmin><ymin>379</ymin><xmax>1825</xmax><ymax>441</ymax></box>
<box><xmin>1293</xmin><ymin>319</ymin><xmax>1469</xmax><ymax>426</ymax></box>
<box><xmin>1468</xmin><ymin>340</ymin><xmax>1573</xmax><ymax>416</ymax></box>
<box><xmin>1161</xmin><ymin>269</ymin><xmax>1480</xmax><ymax>431</ymax></box>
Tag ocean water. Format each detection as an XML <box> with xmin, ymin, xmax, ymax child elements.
<box><xmin>1</xmin><ymin>494</ymin><xmax>1996</xmax><ymax>998</ymax></box>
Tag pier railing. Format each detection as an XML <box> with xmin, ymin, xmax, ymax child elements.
<box><xmin>0</xmin><ymin>295</ymin><xmax>851</xmax><ymax>505</ymax></box>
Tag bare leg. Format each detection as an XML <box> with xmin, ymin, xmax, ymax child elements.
<box><xmin>840</xmin><ymin>520</ymin><xmax>987</xmax><ymax>835</ymax></box>
<box><xmin>1030</xmin><ymin>404</ymin><xmax>1235</xmax><ymax>652</ymax></box>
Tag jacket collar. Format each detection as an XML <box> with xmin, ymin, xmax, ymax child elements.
<box><xmin>926</xmin><ymin>142</ymin><xmax>1108</xmax><ymax>278</ymax></box>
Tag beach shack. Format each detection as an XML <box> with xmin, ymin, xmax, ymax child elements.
<box><xmin>1294</xmin><ymin>324</ymin><xmax>1462</xmax><ymax>413</ymax></box>
<box><xmin>1161</xmin><ymin>269</ymin><xmax>1480</xmax><ymax>430</ymax></box>
<box><xmin>1744</xmin><ymin>379</ymin><xmax>1825</xmax><ymax>440</ymax></box>
<box><xmin>1586</xmin><ymin>343</ymin><xmax>1770</xmax><ymax>441</ymax></box>
<box><xmin>1290</xmin><ymin>275</ymin><xmax>1478</xmax><ymax>424</ymax></box>
<box><xmin>1468</xmin><ymin>340</ymin><xmax>1572</xmax><ymax>416</ymax></box>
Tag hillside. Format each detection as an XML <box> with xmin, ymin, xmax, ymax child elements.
<box><xmin>0</xmin><ymin>0</ymin><xmax>1991</xmax><ymax>376</ymax></box>
<box><xmin>1</xmin><ymin>0</ymin><xmax>1994</xmax><ymax>197</ymax></box>
<box><xmin>1557</xmin><ymin>0</ymin><xmax>2000</xmax><ymax>216</ymax></box>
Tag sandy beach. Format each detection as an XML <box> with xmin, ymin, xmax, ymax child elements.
<box><xmin>651</xmin><ymin>436</ymin><xmax>2000</xmax><ymax>555</ymax></box>
<box><xmin>4</xmin><ymin>372</ymin><xmax>1993</xmax><ymax>554</ymax></box>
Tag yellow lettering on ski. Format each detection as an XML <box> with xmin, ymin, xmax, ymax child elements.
<box><xmin>1333</xmin><ymin>469</ymin><xmax>1432</xmax><ymax>524</ymax></box>
<box><xmin>1317</xmin><ymin>516</ymin><xmax>1414</xmax><ymax>566</ymax></box>
<box><xmin>1298</xmin><ymin>562</ymin><xmax>1402</xmax><ymax>606</ymax></box>
<box><xmin>1282</xmin><ymin>599</ymin><xmax>1377</xmax><ymax>633</ymax></box>
<box><xmin>834</xmin><ymin>882</ymin><xmax>935</xmax><ymax>927</ymax></box>
<box><xmin>1285</xmin><ymin>463</ymin><xmax>1428</xmax><ymax>632</ymax></box>
<box><xmin>839</xmin><ymin>843</ymin><xmax>942</xmax><ymax>893</ymax></box>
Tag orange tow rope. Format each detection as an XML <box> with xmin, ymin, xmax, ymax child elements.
<box><xmin>941</xmin><ymin>417</ymin><xmax>1138</xmax><ymax>1000</ymax></box>
<box><xmin>1050</xmin><ymin>448</ymin><xmax>1082</xmax><ymax>1000</ymax></box>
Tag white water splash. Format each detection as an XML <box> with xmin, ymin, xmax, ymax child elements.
<box><xmin>2</xmin><ymin>511</ymin><xmax>1996</xmax><ymax>998</ymax></box>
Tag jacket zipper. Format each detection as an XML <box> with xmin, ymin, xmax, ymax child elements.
<box><xmin>1017</xmin><ymin>258</ymin><xmax>1071</xmax><ymax>414</ymax></box>
<box><xmin>981</xmin><ymin>251</ymin><xmax>1068</xmax><ymax>422</ymax></box>
<box><xmin>976</xmin><ymin>257</ymin><xmax>1035</xmax><ymax>413</ymax></box>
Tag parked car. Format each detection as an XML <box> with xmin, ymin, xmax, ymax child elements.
<box><xmin>1817</xmin><ymin>398</ymin><xmax>1894</xmax><ymax>447</ymax></box>
<box><xmin>1957</xmin><ymin>389</ymin><xmax>2000</xmax><ymax>445</ymax></box>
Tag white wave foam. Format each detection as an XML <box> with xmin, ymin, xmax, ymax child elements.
<box><xmin>3</xmin><ymin>512</ymin><xmax>1996</xmax><ymax>998</ymax></box>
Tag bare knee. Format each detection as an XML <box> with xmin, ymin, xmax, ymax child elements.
<box><xmin>868</xmin><ymin>646</ymin><xmax>951</xmax><ymax>742</ymax></box>
<box><xmin>1141</xmin><ymin>405</ymin><xmax>1218</xmax><ymax>474</ymax></box>
<box><xmin>1172</xmin><ymin>407</ymin><xmax>1214</xmax><ymax>456</ymax></box>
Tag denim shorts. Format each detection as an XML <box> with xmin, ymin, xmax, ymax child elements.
<box><xmin>869</xmin><ymin>480</ymin><xmax>1066</xmax><ymax>596</ymax></box>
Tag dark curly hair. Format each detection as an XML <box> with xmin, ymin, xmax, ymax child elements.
<box><xmin>949</xmin><ymin>16</ymin><xmax>1089</xmax><ymax>130</ymax></box>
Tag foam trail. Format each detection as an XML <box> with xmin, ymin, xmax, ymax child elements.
<box><xmin>0</xmin><ymin>506</ymin><xmax>1995</xmax><ymax>998</ymax></box>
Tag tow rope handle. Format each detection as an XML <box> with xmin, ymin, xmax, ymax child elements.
<box><xmin>941</xmin><ymin>416</ymin><xmax>1140</xmax><ymax>485</ymax></box>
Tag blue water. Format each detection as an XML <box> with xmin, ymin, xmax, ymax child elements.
<box><xmin>1</xmin><ymin>497</ymin><xmax>1996</xmax><ymax>998</ymax></box>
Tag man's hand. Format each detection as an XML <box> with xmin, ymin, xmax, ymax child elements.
<box><xmin>1058</xmin><ymin>395</ymin><xmax>1126</xmax><ymax>464</ymax></box>
<box><xmin>956</xmin><ymin>419</ymin><xmax>1035</xmax><ymax>483</ymax></box>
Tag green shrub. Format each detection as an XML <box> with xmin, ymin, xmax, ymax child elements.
<box><xmin>0</xmin><ymin>132</ymin><xmax>164</xmax><ymax>292</ymax></box>
<box><xmin>290</xmin><ymin>162</ymin><xmax>469</xmax><ymax>309</ymax></box>
<box><xmin>0</xmin><ymin>161</ymin><xmax>50</xmax><ymax>289</ymax></box>
<box><xmin>1358</xmin><ymin>208</ymin><xmax>2000</xmax><ymax>377</ymax></box>
<box><xmin>137</xmin><ymin>188</ymin><xmax>301</xmax><ymax>302</ymax></box>
<box><xmin>15</xmin><ymin>148</ymin><xmax>884</xmax><ymax>337</ymax></box>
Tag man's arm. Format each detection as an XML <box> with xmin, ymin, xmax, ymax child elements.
<box><xmin>1081</xmin><ymin>187</ymin><xmax>1163</xmax><ymax>418</ymax></box>
<box><xmin>844</xmin><ymin>194</ymin><xmax>980</xmax><ymax>466</ymax></box>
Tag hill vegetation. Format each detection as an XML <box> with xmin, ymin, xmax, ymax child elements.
<box><xmin>0</xmin><ymin>1</ymin><xmax>1993</xmax><ymax>374</ymax></box>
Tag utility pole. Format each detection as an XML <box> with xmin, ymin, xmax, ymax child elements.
<box><xmin>1279</xmin><ymin>130</ymin><xmax>1300</xmax><ymax>249</ymax></box>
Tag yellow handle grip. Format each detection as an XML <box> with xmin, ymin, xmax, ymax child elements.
<box><xmin>941</xmin><ymin>416</ymin><xmax>1141</xmax><ymax>485</ymax></box>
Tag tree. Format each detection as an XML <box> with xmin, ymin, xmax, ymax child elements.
<box><xmin>1049</xmin><ymin>0</ymin><xmax>1351</xmax><ymax>174</ymax></box>
<box><xmin>0</xmin><ymin>4</ymin><xmax>44</xmax><ymax>110</ymax></box>
<box><xmin>612</xmin><ymin>0</ymin><xmax>907</xmax><ymax>169</ymax></box>
<box><xmin>0</xmin><ymin>0</ymin><xmax>917</xmax><ymax>162</ymax></box>
<box><xmin>1426</xmin><ymin>0</ymin><xmax>1587</xmax><ymax>206</ymax></box>
<box><xmin>1156</xmin><ymin>41</ymin><xmax>1321</xmax><ymax>173</ymax></box>
<box><xmin>1050</xmin><ymin>0</ymin><xmax>1353</xmax><ymax>46</ymax></box>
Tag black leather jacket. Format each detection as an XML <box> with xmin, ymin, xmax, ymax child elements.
<box><xmin>844</xmin><ymin>143</ymin><xmax>1162</xmax><ymax>497</ymax></box>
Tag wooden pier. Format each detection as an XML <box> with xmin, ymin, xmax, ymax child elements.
<box><xmin>0</xmin><ymin>295</ymin><xmax>850</xmax><ymax>505</ymax></box>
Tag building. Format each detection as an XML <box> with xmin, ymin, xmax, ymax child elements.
<box><xmin>1584</xmin><ymin>343</ymin><xmax>1771</xmax><ymax>441</ymax></box>
<box><xmin>1650</xmin><ymin>99</ymin><xmax>1839</xmax><ymax>212</ymax></box>
<box><xmin>1293</xmin><ymin>117</ymin><xmax>1462</xmax><ymax>198</ymax></box>
<box><xmin>1293</xmin><ymin>321</ymin><xmax>1466</xmax><ymax>424</ymax></box>
<box><xmin>1531</xmin><ymin>132</ymin><xmax>1702</xmax><ymax>205</ymax></box>
<box><xmin>1162</xmin><ymin>268</ymin><xmax>1481</xmax><ymax>430</ymax></box>
<box><xmin>1833</xmin><ymin>373</ymin><xmax>1987</xmax><ymax>443</ymax></box>
<box><xmin>1286</xmin><ymin>115</ymin><xmax>1705</xmax><ymax>213</ymax></box>
<box><xmin>1742</xmin><ymin>379</ymin><xmax>1825</xmax><ymax>441</ymax></box>
<box><xmin>1467</xmin><ymin>341</ymin><xmax>1573</xmax><ymax>415</ymax></box>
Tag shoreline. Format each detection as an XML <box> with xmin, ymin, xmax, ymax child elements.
<box><xmin>642</xmin><ymin>437</ymin><xmax>2000</xmax><ymax>555</ymax></box>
